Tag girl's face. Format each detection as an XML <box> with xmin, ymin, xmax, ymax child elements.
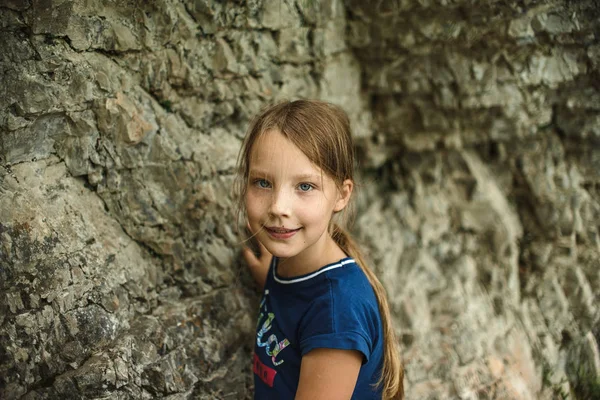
<box><xmin>245</xmin><ymin>129</ymin><xmax>351</xmax><ymax>267</ymax></box>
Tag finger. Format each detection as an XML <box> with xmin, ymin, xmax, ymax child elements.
<box><xmin>253</xmin><ymin>241</ymin><xmax>272</xmax><ymax>265</ymax></box>
<box><xmin>242</xmin><ymin>246</ymin><xmax>260</xmax><ymax>267</ymax></box>
<box><xmin>245</xmin><ymin>225</ymin><xmax>267</xmax><ymax>252</ymax></box>
<box><xmin>256</xmin><ymin>240</ymin><xmax>270</xmax><ymax>258</ymax></box>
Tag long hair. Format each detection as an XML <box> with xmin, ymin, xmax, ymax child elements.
<box><xmin>235</xmin><ymin>99</ymin><xmax>404</xmax><ymax>399</ymax></box>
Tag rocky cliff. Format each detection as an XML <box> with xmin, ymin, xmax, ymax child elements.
<box><xmin>1</xmin><ymin>0</ymin><xmax>598</xmax><ymax>399</ymax></box>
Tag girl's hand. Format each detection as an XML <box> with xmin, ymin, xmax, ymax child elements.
<box><xmin>242</xmin><ymin>226</ymin><xmax>272</xmax><ymax>291</ymax></box>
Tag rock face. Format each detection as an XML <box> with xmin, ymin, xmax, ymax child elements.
<box><xmin>0</xmin><ymin>0</ymin><xmax>598</xmax><ymax>399</ymax></box>
<box><xmin>345</xmin><ymin>1</ymin><xmax>600</xmax><ymax>398</ymax></box>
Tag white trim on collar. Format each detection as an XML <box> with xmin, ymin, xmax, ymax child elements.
<box><xmin>273</xmin><ymin>258</ymin><xmax>355</xmax><ymax>284</ymax></box>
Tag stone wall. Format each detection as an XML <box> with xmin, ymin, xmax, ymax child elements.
<box><xmin>1</xmin><ymin>0</ymin><xmax>598</xmax><ymax>399</ymax></box>
<box><xmin>346</xmin><ymin>0</ymin><xmax>600</xmax><ymax>398</ymax></box>
<box><xmin>0</xmin><ymin>0</ymin><xmax>369</xmax><ymax>398</ymax></box>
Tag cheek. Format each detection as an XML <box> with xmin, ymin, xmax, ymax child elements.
<box><xmin>298</xmin><ymin>198</ymin><xmax>334</xmax><ymax>224</ymax></box>
<box><xmin>245</xmin><ymin>192</ymin><xmax>267</xmax><ymax>218</ymax></box>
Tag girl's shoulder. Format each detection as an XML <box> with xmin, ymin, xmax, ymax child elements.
<box><xmin>297</xmin><ymin>259</ymin><xmax>383</xmax><ymax>360</ymax></box>
<box><xmin>325</xmin><ymin>259</ymin><xmax>375</xmax><ymax>295</ymax></box>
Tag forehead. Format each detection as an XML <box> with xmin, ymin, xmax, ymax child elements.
<box><xmin>249</xmin><ymin>129</ymin><xmax>323</xmax><ymax>178</ymax></box>
<box><xmin>251</xmin><ymin>129</ymin><xmax>302</xmax><ymax>156</ymax></box>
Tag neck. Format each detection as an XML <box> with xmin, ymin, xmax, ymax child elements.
<box><xmin>276</xmin><ymin>233</ymin><xmax>347</xmax><ymax>278</ymax></box>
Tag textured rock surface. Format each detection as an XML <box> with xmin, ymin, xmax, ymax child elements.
<box><xmin>1</xmin><ymin>0</ymin><xmax>599</xmax><ymax>399</ymax></box>
<box><xmin>346</xmin><ymin>0</ymin><xmax>600</xmax><ymax>398</ymax></box>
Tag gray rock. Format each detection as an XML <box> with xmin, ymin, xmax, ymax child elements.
<box><xmin>2</xmin><ymin>0</ymin><xmax>600</xmax><ymax>399</ymax></box>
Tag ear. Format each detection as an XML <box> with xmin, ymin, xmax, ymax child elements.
<box><xmin>333</xmin><ymin>179</ymin><xmax>353</xmax><ymax>212</ymax></box>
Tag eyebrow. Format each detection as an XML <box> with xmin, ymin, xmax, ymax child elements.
<box><xmin>248</xmin><ymin>170</ymin><xmax>323</xmax><ymax>182</ymax></box>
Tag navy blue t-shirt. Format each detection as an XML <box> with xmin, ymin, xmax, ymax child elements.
<box><xmin>253</xmin><ymin>257</ymin><xmax>384</xmax><ymax>399</ymax></box>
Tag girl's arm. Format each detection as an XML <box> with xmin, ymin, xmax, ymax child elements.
<box><xmin>242</xmin><ymin>240</ymin><xmax>271</xmax><ymax>291</ymax></box>
<box><xmin>295</xmin><ymin>348</ymin><xmax>362</xmax><ymax>400</ymax></box>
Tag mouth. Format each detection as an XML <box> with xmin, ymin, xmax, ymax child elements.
<box><xmin>264</xmin><ymin>226</ymin><xmax>301</xmax><ymax>239</ymax></box>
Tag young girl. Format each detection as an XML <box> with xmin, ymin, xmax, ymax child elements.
<box><xmin>236</xmin><ymin>100</ymin><xmax>404</xmax><ymax>399</ymax></box>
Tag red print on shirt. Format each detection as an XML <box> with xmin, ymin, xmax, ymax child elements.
<box><xmin>253</xmin><ymin>353</ymin><xmax>277</xmax><ymax>387</ymax></box>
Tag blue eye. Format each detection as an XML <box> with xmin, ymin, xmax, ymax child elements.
<box><xmin>255</xmin><ymin>179</ymin><xmax>271</xmax><ymax>188</ymax></box>
<box><xmin>298</xmin><ymin>183</ymin><xmax>314</xmax><ymax>192</ymax></box>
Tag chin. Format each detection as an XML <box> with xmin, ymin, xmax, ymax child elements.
<box><xmin>268</xmin><ymin>248</ymin><xmax>300</xmax><ymax>259</ymax></box>
<box><xmin>263</xmin><ymin>243</ymin><xmax>302</xmax><ymax>259</ymax></box>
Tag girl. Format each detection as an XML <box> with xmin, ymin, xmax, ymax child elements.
<box><xmin>236</xmin><ymin>100</ymin><xmax>404</xmax><ymax>399</ymax></box>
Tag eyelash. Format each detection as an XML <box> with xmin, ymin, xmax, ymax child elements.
<box><xmin>253</xmin><ymin>179</ymin><xmax>271</xmax><ymax>189</ymax></box>
<box><xmin>251</xmin><ymin>179</ymin><xmax>316</xmax><ymax>192</ymax></box>
<box><xmin>297</xmin><ymin>182</ymin><xmax>314</xmax><ymax>192</ymax></box>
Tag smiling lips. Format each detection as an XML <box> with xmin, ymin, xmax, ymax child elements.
<box><xmin>265</xmin><ymin>226</ymin><xmax>301</xmax><ymax>239</ymax></box>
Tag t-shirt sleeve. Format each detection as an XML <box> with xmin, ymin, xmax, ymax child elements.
<box><xmin>297</xmin><ymin>283</ymin><xmax>377</xmax><ymax>363</ymax></box>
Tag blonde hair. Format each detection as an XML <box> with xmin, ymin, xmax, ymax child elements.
<box><xmin>236</xmin><ymin>99</ymin><xmax>404</xmax><ymax>399</ymax></box>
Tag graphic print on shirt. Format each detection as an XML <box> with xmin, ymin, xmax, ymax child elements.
<box><xmin>254</xmin><ymin>289</ymin><xmax>290</xmax><ymax>387</ymax></box>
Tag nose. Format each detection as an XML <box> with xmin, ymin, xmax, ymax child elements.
<box><xmin>269</xmin><ymin>188</ymin><xmax>291</xmax><ymax>217</ymax></box>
